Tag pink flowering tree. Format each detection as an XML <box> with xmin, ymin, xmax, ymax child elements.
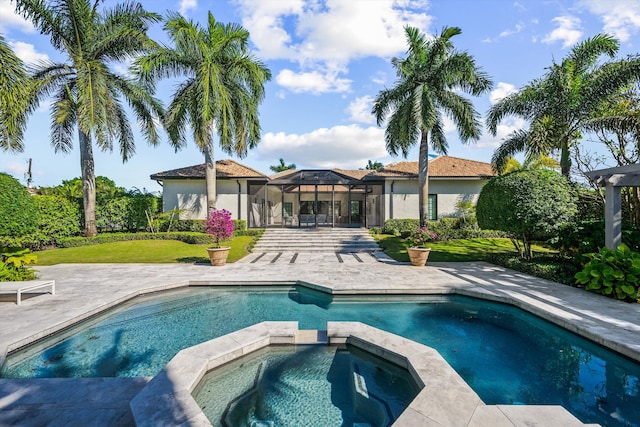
<box><xmin>205</xmin><ymin>209</ymin><xmax>235</xmax><ymax>247</ymax></box>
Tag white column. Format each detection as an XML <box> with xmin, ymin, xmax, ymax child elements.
<box><xmin>605</xmin><ymin>183</ymin><xmax>622</xmax><ymax>249</ymax></box>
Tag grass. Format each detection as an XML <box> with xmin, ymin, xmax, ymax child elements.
<box><xmin>35</xmin><ymin>236</ymin><xmax>257</xmax><ymax>265</ymax></box>
<box><xmin>373</xmin><ymin>234</ymin><xmax>555</xmax><ymax>262</ymax></box>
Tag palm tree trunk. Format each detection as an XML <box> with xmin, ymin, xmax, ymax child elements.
<box><xmin>203</xmin><ymin>144</ymin><xmax>217</xmax><ymax>214</ymax></box>
<box><xmin>560</xmin><ymin>139</ymin><xmax>571</xmax><ymax>178</ymax></box>
<box><xmin>418</xmin><ymin>130</ymin><xmax>430</xmax><ymax>226</ymax></box>
<box><xmin>79</xmin><ymin>130</ymin><xmax>97</xmax><ymax>237</ymax></box>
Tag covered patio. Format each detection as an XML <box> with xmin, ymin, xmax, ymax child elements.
<box><xmin>247</xmin><ymin>169</ymin><xmax>384</xmax><ymax>228</ymax></box>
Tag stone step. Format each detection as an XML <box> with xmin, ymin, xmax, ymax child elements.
<box><xmin>252</xmin><ymin>228</ymin><xmax>381</xmax><ymax>254</ymax></box>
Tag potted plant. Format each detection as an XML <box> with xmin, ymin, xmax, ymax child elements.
<box><xmin>205</xmin><ymin>209</ymin><xmax>235</xmax><ymax>266</ymax></box>
<box><xmin>406</xmin><ymin>226</ymin><xmax>437</xmax><ymax>266</ymax></box>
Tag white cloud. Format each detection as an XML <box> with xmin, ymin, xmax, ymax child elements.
<box><xmin>542</xmin><ymin>16</ymin><xmax>583</xmax><ymax>48</ymax></box>
<box><xmin>256</xmin><ymin>125</ymin><xmax>387</xmax><ymax>169</ymax></box>
<box><xmin>233</xmin><ymin>0</ymin><xmax>432</xmax><ymax>94</ymax></box>
<box><xmin>8</xmin><ymin>41</ymin><xmax>49</xmax><ymax>64</ymax></box>
<box><xmin>499</xmin><ymin>22</ymin><xmax>525</xmax><ymax>38</ymax></box>
<box><xmin>489</xmin><ymin>82</ymin><xmax>518</xmax><ymax>104</ymax></box>
<box><xmin>179</xmin><ymin>0</ymin><xmax>197</xmax><ymax>16</ymax></box>
<box><xmin>0</xmin><ymin>0</ymin><xmax>35</xmax><ymax>33</ymax></box>
<box><xmin>474</xmin><ymin>117</ymin><xmax>527</xmax><ymax>149</ymax></box>
<box><xmin>276</xmin><ymin>67</ymin><xmax>351</xmax><ymax>94</ymax></box>
<box><xmin>580</xmin><ymin>0</ymin><xmax>640</xmax><ymax>42</ymax></box>
<box><xmin>346</xmin><ymin>96</ymin><xmax>375</xmax><ymax>124</ymax></box>
<box><xmin>2</xmin><ymin>161</ymin><xmax>28</xmax><ymax>177</ymax></box>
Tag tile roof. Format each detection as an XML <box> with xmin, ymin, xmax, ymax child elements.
<box><xmin>150</xmin><ymin>159</ymin><xmax>267</xmax><ymax>180</ymax></box>
<box><xmin>373</xmin><ymin>156</ymin><xmax>494</xmax><ymax>179</ymax></box>
<box><xmin>151</xmin><ymin>156</ymin><xmax>494</xmax><ymax>182</ymax></box>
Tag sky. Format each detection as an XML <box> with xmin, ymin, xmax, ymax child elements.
<box><xmin>1</xmin><ymin>0</ymin><xmax>640</xmax><ymax>193</ymax></box>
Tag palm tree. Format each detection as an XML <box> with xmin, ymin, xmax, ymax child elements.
<box><xmin>500</xmin><ymin>154</ymin><xmax>561</xmax><ymax>175</ymax></box>
<box><xmin>364</xmin><ymin>160</ymin><xmax>383</xmax><ymax>171</ymax></box>
<box><xmin>269</xmin><ymin>158</ymin><xmax>296</xmax><ymax>173</ymax></box>
<box><xmin>487</xmin><ymin>33</ymin><xmax>640</xmax><ymax>177</ymax></box>
<box><xmin>372</xmin><ymin>26</ymin><xmax>492</xmax><ymax>225</ymax></box>
<box><xmin>135</xmin><ymin>12</ymin><xmax>271</xmax><ymax>214</ymax></box>
<box><xmin>13</xmin><ymin>0</ymin><xmax>164</xmax><ymax>236</ymax></box>
<box><xmin>0</xmin><ymin>34</ymin><xmax>33</xmax><ymax>152</ymax></box>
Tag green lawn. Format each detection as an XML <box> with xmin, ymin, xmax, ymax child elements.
<box><xmin>374</xmin><ymin>234</ymin><xmax>555</xmax><ymax>262</ymax></box>
<box><xmin>35</xmin><ymin>236</ymin><xmax>256</xmax><ymax>265</ymax></box>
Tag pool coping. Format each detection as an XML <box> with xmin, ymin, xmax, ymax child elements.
<box><xmin>129</xmin><ymin>321</ymin><xmax>591</xmax><ymax>427</ymax></box>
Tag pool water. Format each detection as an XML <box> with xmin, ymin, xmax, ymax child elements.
<box><xmin>2</xmin><ymin>286</ymin><xmax>640</xmax><ymax>427</ymax></box>
<box><xmin>193</xmin><ymin>344</ymin><xmax>419</xmax><ymax>427</ymax></box>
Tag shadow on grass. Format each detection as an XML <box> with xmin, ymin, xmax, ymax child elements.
<box><xmin>176</xmin><ymin>256</ymin><xmax>209</xmax><ymax>264</ymax></box>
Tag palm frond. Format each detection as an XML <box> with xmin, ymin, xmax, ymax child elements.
<box><xmin>492</xmin><ymin>129</ymin><xmax>530</xmax><ymax>174</ymax></box>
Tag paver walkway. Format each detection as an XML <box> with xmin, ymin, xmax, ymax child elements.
<box><xmin>1</xmin><ymin>254</ymin><xmax>639</xmax><ymax>426</ymax></box>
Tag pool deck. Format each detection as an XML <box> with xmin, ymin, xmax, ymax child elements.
<box><xmin>1</xmin><ymin>256</ymin><xmax>639</xmax><ymax>426</ymax></box>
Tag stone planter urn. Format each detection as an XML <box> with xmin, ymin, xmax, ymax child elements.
<box><xmin>206</xmin><ymin>247</ymin><xmax>230</xmax><ymax>266</ymax></box>
<box><xmin>407</xmin><ymin>247</ymin><xmax>431</xmax><ymax>267</ymax></box>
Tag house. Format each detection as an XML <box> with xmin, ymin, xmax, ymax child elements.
<box><xmin>150</xmin><ymin>156</ymin><xmax>494</xmax><ymax>228</ymax></box>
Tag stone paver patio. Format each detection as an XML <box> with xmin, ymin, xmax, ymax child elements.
<box><xmin>1</xmin><ymin>255</ymin><xmax>639</xmax><ymax>426</ymax></box>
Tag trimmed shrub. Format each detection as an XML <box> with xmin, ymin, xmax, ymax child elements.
<box><xmin>486</xmin><ymin>253</ymin><xmax>582</xmax><ymax>287</ymax></box>
<box><xmin>382</xmin><ymin>219</ymin><xmax>420</xmax><ymax>236</ymax></box>
<box><xmin>31</xmin><ymin>195</ymin><xmax>81</xmax><ymax>247</ymax></box>
<box><xmin>554</xmin><ymin>220</ymin><xmax>640</xmax><ymax>256</ymax></box>
<box><xmin>158</xmin><ymin>219</ymin><xmax>206</xmax><ymax>233</ymax></box>
<box><xmin>0</xmin><ymin>173</ymin><xmax>38</xmax><ymax>238</ymax></box>
<box><xmin>477</xmin><ymin>170</ymin><xmax>577</xmax><ymax>258</ymax></box>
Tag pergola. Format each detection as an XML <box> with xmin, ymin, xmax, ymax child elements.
<box><xmin>584</xmin><ymin>163</ymin><xmax>640</xmax><ymax>249</ymax></box>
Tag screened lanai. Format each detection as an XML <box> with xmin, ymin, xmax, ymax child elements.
<box><xmin>247</xmin><ymin>170</ymin><xmax>383</xmax><ymax>228</ymax></box>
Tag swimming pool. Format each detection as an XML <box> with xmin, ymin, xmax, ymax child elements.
<box><xmin>2</xmin><ymin>285</ymin><xmax>639</xmax><ymax>426</ymax></box>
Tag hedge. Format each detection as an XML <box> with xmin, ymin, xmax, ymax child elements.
<box><xmin>55</xmin><ymin>229</ymin><xmax>264</xmax><ymax>248</ymax></box>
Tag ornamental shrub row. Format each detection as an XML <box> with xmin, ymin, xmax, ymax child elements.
<box><xmin>56</xmin><ymin>228</ymin><xmax>263</xmax><ymax>248</ymax></box>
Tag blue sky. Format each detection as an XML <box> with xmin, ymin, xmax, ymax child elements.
<box><xmin>1</xmin><ymin>0</ymin><xmax>640</xmax><ymax>192</ymax></box>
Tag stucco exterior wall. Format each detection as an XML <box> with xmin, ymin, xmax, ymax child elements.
<box><xmin>384</xmin><ymin>178</ymin><xmax>488</xmax><ymax>220</ymax></box>
<box><xmin>161</xmin><ymin>179</ymin><xmax>247</xmax><ymax>220</ymax></box>
<box><xmin>162</xmin><ymin>177</ymin><xmax>489</xmax><ymax>224</ymax></box>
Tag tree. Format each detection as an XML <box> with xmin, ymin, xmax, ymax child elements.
<box><xmin>487</xmin><ymin>33</ymin><xmax>640</xmax><ymax>177</ymax></box>
<box><xmin>500</xmin><ymin>154</ymin><xmax>560</xmax><ymax>175</ymax></box>
<box><xmin>135</xmin><ymin>12</ymin><xmax>271</xmax><ymax>214</ymax></box>
<box><xmin>364</xmin><ymin>160</ymin><xmax>383</xmax><ymax>171</ymax></box>
<box><xmin>270</xmin><ymin>158</ymin><xmax>296</xmax><ymax>173</ymax></box>
<box><xmin>584</xmin><ymin>85</ymin><xmax>640</xmax><ymax>226</ymax></box>
<box><xmin>476</xmin><ymin>169</ymin><xmax>577</xmax><ymax>259</ymax></box>
<box><xmin>0</xmin><ymin>173</ymin><xmax>38</xmax><ymax>240</ymax></box>
<box><xmin>372</xmin><ymin>26</ymin><xmax>492</xmax><ymax>225</ymax></box>
<box><xmin>0</xmin><ymin>33</ymin><xmax>33</xmax><ymax>152</ymax></box>
<box><xmin>13</xmin><ymin>0</ymin><xmax>164</xmax><ymax>236</ymax></box>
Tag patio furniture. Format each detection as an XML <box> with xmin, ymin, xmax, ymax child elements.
<box><xmin>0</xmin><ymin>280</ymin><xmax>56</xmax><ymax>305</ymax></box>
<box><xmin>299</xmin><ymin>214</ymin><xmax>315</xmax><ymax>226</ymax></box>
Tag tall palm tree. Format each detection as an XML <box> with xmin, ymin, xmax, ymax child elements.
<box><xmin>135</xmin><ymin>12</ymin><xmax>271</xmax><ymax>214</ymax></box>
<box><xmin>487</xmin><ymin>33</ymin><xmax>640</xmax><ymax>177</ymax></box>
<box><xmin>13</xmin><ymin>0</ymin><xmax>164</xmax><ymax>236</ymax></box>
<box><xmin>372</xmin><ymin>26</ymin><xmax>492</xmax><ymax>225</ymax></box>
<box><xmin>0</xmin><ymin>34</ymin><xmax>33</xmax><ymax>152</ymax></box>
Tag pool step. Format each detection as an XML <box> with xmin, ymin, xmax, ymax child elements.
<box><xmin>295</xmin><ymin>329</ymin><xmax>328</xmax><ymax>344</ymax></box>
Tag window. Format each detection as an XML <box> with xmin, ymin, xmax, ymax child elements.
<box><xmin>283</xmin><ymin>202</ymin><xmax>293</xmax><ymax>217</ymax></box>
<box><xmin>428</xmin><ymin>194</ymin><xmax>437</xmax><ymax>221</ymax></box>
